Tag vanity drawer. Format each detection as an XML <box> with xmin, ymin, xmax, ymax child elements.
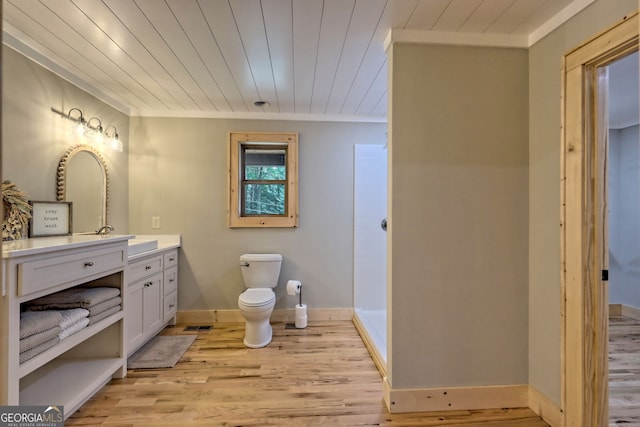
<box><xmin>128</xmin><ymin>254</ymin><xmax>163</xmax><ymax>283</ymax></box>
<box><xmin>163</xmin><ymin>267</ymin><xmax>178</xmax><ymax>296</ymax></box>
<box><xmin>163</xmin><ymin>291</ymin><xmax>177</xmax><ymax>323</ymax></box>
<box><xmin>18</xmin><ymin>246</ymin><xmax>126</xmax><ymax>296</ymax></box>
<box><xmin>163</xmin><ymin>250</ymin><xmax>178</xmax><ymax>269</ymax></box>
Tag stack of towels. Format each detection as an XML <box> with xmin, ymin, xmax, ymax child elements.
<box><xmin>19</xmin><ymin>310</ymin><xmax>62</xmax><ymax>364</ymax></box>
<box><xmin>19</xmin><ymin>286</ymin><xmax>122</xmax><ymax>364</ymax></box>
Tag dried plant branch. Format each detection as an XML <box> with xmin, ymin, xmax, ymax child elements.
<box><xmin>2</xmin><ymin>180</ymin><xmax>32</xmax><ymax>240</ymax></box>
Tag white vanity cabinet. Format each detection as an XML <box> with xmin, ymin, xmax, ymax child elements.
<box><xmin>125</xmin><ymin>247</ymin><xmax>179</xmax><ymax>356</ymax></box>
<box><xmin>162</xmin><ymin>250</ymin><xmax>178</xmax><ymax>324</ymax></box>
<box><xmin>0</xmin><ymin>235</ymin><xmax>130</xmax><ymax>419</ymax></box>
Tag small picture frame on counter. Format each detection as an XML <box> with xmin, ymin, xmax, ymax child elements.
<box><xmin>28</xmin><ymin>201</ymin><xmax>73</xmax><ymax>237</ymax></box>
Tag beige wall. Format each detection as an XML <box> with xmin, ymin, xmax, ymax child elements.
<box><xmin>528</xmin><ymin>0</ymin><xmax>637</xmax><ymax>404</ymax></box>
<box><xmin>128</xmin><ymin>117</ymin><xmax>386</xmax><ymax>311</ymax></box>
<box><xmin>2</xmin><ymin>46</ymin><xmax>129</xmax><ymax>233</ymax></box>
<box><xmin>388</xmin><ymin>43</ymin><xmax>529</xmax><ymax>389</ymax></box>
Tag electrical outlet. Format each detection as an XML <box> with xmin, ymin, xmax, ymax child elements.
<box><xmin>151</xmin><ymin>216</ymin><xmax>160</xmax><ymax>229</ymax></box>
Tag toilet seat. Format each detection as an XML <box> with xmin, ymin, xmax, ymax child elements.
<box><xmin>239</xmin><ymin>288</ymin><xmax>275</xmax><ymax>308</ymax></box>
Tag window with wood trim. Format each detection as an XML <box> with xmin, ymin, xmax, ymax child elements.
<box><xmin>229</xmin><ymin>132</ymin><xmax>298</xmax><ymax>228</ymax></box>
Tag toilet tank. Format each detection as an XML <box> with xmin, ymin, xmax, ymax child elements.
<box><xmin>240</xmin><ymin>254</ymin><xmax>282</xmax><ymax>288</ymax></box>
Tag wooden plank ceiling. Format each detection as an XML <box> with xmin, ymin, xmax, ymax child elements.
<box><xmin>3</xmin><ymin>0</ymin><xmax>582</xmax><ymax>121</ymax></box>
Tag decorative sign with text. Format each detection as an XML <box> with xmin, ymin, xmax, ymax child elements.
<box><xmin>29</xmin><ymin>201</ymin><xmax>72</xmax><ymax>237</ymax></box>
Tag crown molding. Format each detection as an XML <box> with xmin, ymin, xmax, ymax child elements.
<box><xmin>3</xmin><ymin>28</ymin><xmax>132</xmax><ymax>116</ymax></box>
<box><xmin>131</xmin><ymin>109</ymin><xmax>387</xmax><ymax>123</ymax></box>
<box><xmin>528</xmin><ymin>0</ymin><xmax>596</xmax><ymax>46</ymax></box>
<box><xmin>385</xmin><ymin>0</ymin><xmax>597</xmax><ymax>50</ymax></box>
<box><xmin>385</xmin><ymin>29</ymin><xmax>528</xmax><ymax>49</ymax></box>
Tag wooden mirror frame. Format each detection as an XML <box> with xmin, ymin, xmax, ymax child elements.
<box><xmin>56</xmin><ymin>144</ymin><xmax>110</xmax><ymax>230</ymax></box>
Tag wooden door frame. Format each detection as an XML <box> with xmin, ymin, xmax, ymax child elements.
<box><xmin>561</xmin><ymin>12</ymin><xmax>638</xmax><ymax>427</ymax></box>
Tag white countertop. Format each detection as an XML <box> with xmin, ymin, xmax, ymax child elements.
<box><xmin>2</xmin><ymin>234</ymin><xmax>182</xmax><ymax>259</ymax></box>
<box><xmin>2</xmin><ymin>234</ymin><xmax>134</xmax><ymax>258</ymax></box>
<box><xmin>127</xmin><ymin>235</ymin><xmax>182</xmax><ymax>261</ymax></box>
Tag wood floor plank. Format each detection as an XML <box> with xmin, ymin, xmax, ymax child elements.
<box><xmin>67</xmin><ymin>321</ymin><xmax>547</xmax><ymax>426</ymax></box>
<box><xmin>609</xmin><ymin>315</ymin><xmax>640</xmax><ymax>426</ymax></box>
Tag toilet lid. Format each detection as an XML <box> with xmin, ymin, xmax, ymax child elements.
<box><xmin>239</xmin><ymin>288</ymin><xmax>275</xmax><ymax>306</ymax></box>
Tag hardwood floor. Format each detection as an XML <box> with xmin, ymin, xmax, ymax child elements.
<box><xmin>67</xmin><ymin>321</ymin><xmax>548</xmax><ymax>426</ymax></box>
<box><xmin>609</xmin><ymin>315</ymin><xmax>640</xmax><ymax>426</ymax></box>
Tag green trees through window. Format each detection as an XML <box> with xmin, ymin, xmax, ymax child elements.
<box><xmin>242</xmin><ymin>148</ymin><xmax>287</xmax><ymax>215</ymax></box>
<box><xmin>229</xmin><ymin>132</ymin><xmax>298</xmax><ymax>228</ymax></box>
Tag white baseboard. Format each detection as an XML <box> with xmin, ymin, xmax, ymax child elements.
<box><xmin>528</xmin><ymin>385</ymin><xmax>562</xmax><ymax>427</ymax></box>
<box><xmin>176</xmin><ymin>308</ymin><xmax>353</xmax><ymax>324</ymax></box>
<box><xmin>383</xmin><ymin>378</ymin><xmax>528</xmax><ymax>413</ymax></box>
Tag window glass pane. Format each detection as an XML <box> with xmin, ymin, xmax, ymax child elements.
<box><xmin>244</xmin><ymin>184</ymin><xmax>286</xmax><ymax>215</ymax></box>
<box><xmin>229</xmin><ymin>132</ymin><xmax>297</xmax><ymax>227</ymax></box>
<box><xmin>244</xmin><ymin>149</ymin><xmax>286</xmax><ymax>180</ymax></box>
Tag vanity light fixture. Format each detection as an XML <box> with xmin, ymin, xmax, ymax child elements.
<box><xmin>104</xmin><ymin>125</ymin><xmax>123</xmax><ymax>152</ymax></box>
<box><xmin>87</xmin><ymin>117</ymin><xmax>104</xmax><ymax>146</ymax></box>
<box><xmin>51</xmin><ymin>107</ymin><xmax>124</xmax><ymax>152</ymax></box>
<box><xmin>61</xmin><ymin>107</ymin><xmax>87</xmax><ymax>137</ymax></box>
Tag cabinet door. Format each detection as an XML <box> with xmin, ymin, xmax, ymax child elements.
<box><xmin>163</xmin><ymin>267</ymin><xmax>178</xmax><ymax>296</ymax></box>
<box><xmin>142</xmin><ymin>274</ymin><xmax>163</xmax><ymax>335</ymax></box>
<box><xmin>163</xmin><ymin>291</ymin><xmax>177</xmax><ymax>324</ymax></box>
<box><xmin>125</xmin><ymin>280</ymin><xmax>144</xmax><ymax>355</ymax></box>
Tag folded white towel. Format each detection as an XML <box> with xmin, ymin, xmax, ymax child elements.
<box><xmin>59</xmin><ymin>318</ymin><xmax>90</xmax><ymax>340</ymax></box>
<box><xmin>88</xmin><ymin>305</ymin><xmax>121</xmax><ymax>325</ymax></box>
<box><xmin>20</xmin><ymin>326</ymin><xmax>61</xmax><ymax>353</ymax></box>
<box><xmin>19</xmin><ymin>336</ymin><xmax>59</xmax><ymax>364</ymax></box>
<box><xmin>87</xmin><ymin>296</ymin><xmax>122</xmax><ymax>316</ymax></box>
<box><xmin>20</xmin><ymin>311</ymin><xmax>64</xmax><ymax>339</ymax></box>
<box><xmin>26</xmin><ymin>287</ymin><xmax>121</xmax><ymax>310</ymax></box>
<box><xmin>57</xmin><ymin>308</ymin><xmax>89</xmax><ymax>330</ymax></box>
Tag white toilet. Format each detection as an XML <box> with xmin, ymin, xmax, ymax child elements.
<box><xmin>238</xmin><ymin>253</ymin><xmax>282</xmax><ymax>348</ymax></box>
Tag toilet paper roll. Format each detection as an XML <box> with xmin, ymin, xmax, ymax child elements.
<box><xmin>287</xmin><ymin>280</ymin><xmax>301</xmax><ymax>296</ymax></box>
<box><xmin>295</xmin><ymin>304</ymin><xmax>307</xmax><ymax>329</ymax></box>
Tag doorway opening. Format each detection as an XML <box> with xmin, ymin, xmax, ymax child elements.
<box><xmin>561</xmin><ymin>12</ymin><xmax>638</xmax><ymax>427</ymax></box>
<box><xmin>606</xmin><ymin>49</ymin><xmax>640</xmax><ymax>424</ymax></box>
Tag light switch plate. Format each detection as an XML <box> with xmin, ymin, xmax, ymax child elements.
<box><xmin>151</xmin><ymin>216</ymin><xmax>160</xmax><ymax>229</ymax></box>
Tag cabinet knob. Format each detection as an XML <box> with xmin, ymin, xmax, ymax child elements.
<box><xmin>145</xmin><ymin>265</ymin><xmax>152</xmax><ymax>270</ymax></box>
<box><xmin>84</xmin><ymin>261</ymin><xmax>94</xmax><ymax>267</ymax></box>
<box><xmin>170</xmin><ymin>279</ymin><xmax>175</xmax><ymax>283</ymax></box>
<box><xmin>169</xmin><ymin>304</ymin><xmax>175</xmax><ymax>308</ymax></box>
<box><xmin>169</xmin><ymin>257</ymin><xmax>175</xmax><ymax>262</ymax></box>
<box><xmin>144</xmin><ymin>281</ymin><xmax>153</xmax><ymax>287</ymax></box>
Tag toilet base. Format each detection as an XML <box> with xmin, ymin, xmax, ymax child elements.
<box><xmin>243</xmin><ymin>320</ymin><xmax>273</xmax><ymax>348</ymax></box>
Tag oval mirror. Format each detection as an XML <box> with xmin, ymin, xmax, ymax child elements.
<box><xmin>57</xmin><ymin>145</ymin><xmax>109</xmax><ymax>233</ymax></box>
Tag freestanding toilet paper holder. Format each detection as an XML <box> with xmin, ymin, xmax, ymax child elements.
<box><xmin>287</xmin><ymin>280</ymin><xmax>307</xmax><ymax>329</ymax></box>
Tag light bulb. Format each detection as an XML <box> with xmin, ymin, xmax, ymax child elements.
<box><xmin>73</xmin><ymin>122</ymin><xmax>86</xmax><ymax>137</ymax></box>
<box><xmin>110</xmin><ymin>136</ymin><xmax>123</xmax><ymax>152</ymax></box>
<box><xmin>93</xmin><ymin>130</ymin><xmax>105</xmax><ymax>146</ymax></box>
